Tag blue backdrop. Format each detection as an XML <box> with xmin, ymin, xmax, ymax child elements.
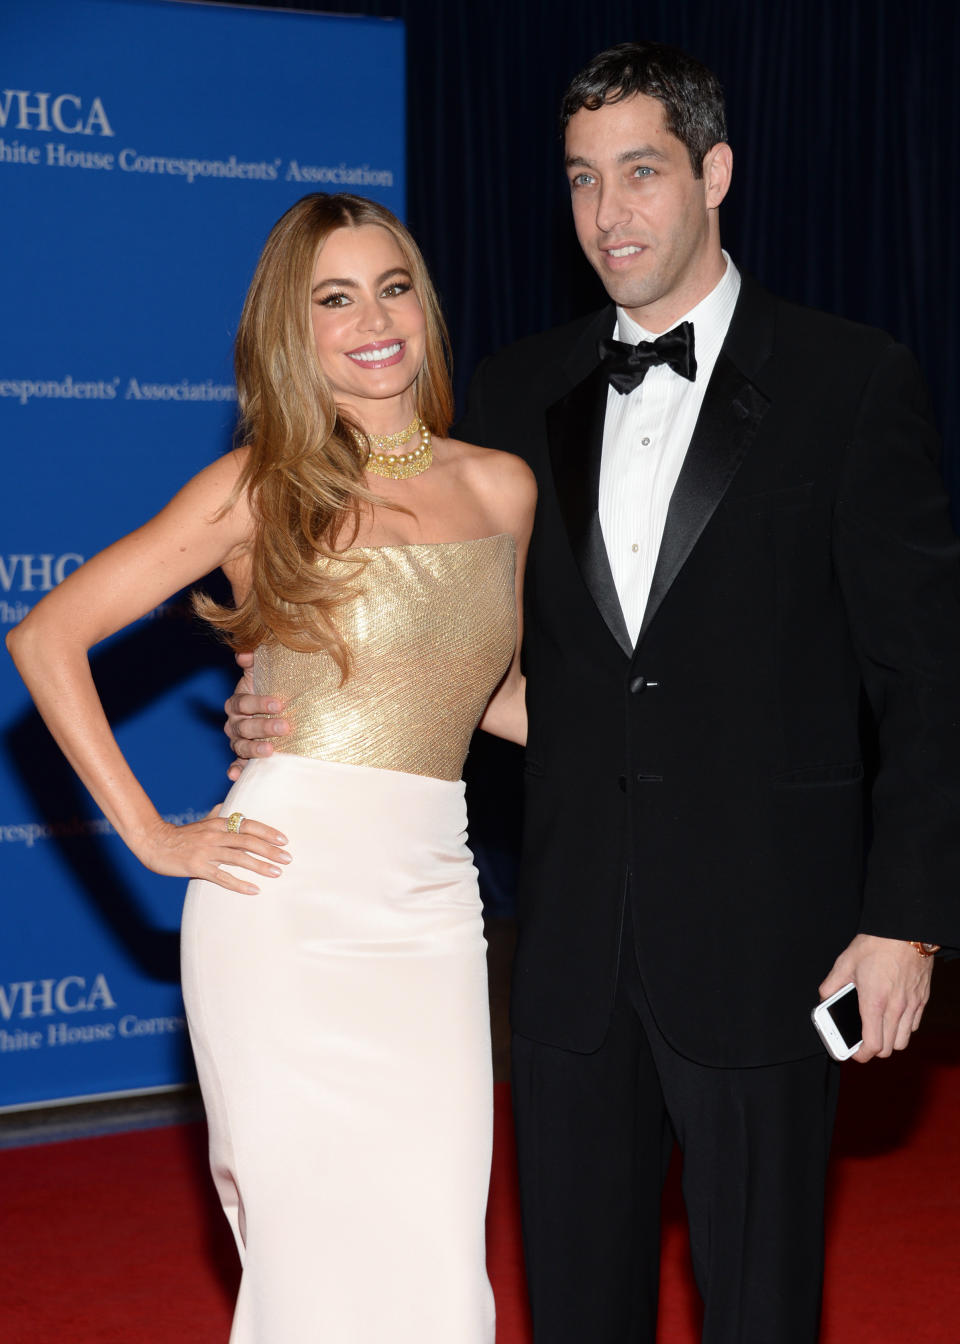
<box><xmin>0</xmin><ymin>0</ymin><xmax>405</xmax><ymax>1108</ymax></box>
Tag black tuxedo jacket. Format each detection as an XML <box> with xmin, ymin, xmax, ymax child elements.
<box><xmin>458</xmin><ymin>275</ymin><xmax>960</xmax><ymax>1067</ymax></box>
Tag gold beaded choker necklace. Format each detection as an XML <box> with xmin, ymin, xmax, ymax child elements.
<box><xmin>363</xmin><ymin>413</ymin><xmax>420</xmax><ymax>452</ymax></box>
<box><xmin>351</xmin><ymin>416</ymin><xmax>434</xmax><ymax>481</ymax></box>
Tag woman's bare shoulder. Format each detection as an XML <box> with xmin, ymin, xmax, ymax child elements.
<box><xmin>208</xmin><ymin>443</ymin><xmax>251</xmax><ymax>486</ymax></box>
<box><xmin>192</xmin><ymin>445</ymin><xmax>254</xmax><ymax>507</ymax></box>
<box><xmin>443</xmin><ymin>437</ymin><xmax>537</xmax><ymax>500</ymax></box>
<box><xmin>155</xmin><ymin>446</ymin><xmax>256</xmax><ymax>556</ymax></box>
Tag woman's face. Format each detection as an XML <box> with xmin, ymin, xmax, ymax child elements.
<box><xmin>310</xmin><ymin>223</ymin><xmax>426</xmax><ymax>427</ymax></box>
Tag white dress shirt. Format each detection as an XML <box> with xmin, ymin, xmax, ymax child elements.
<box><xmin>598</xmin><ymin>253</ymin><xmax>741</xmax><ymax>645</ymax></box>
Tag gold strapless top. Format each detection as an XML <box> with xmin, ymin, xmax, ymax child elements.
<box><xmin>253</xmin><ymin>533</ymin><xmax>516</xmax><ymax>782</ymax></box>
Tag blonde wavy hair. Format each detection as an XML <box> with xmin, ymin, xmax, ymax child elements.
<box><xmin>195</xmin><ymin>193</ymin><xmax>454</xmax><ymax>676</ymax></box>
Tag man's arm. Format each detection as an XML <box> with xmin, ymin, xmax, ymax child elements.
<box><xmin>818</xmin><ymin>935</ymin><xmax>934</xmax><ymax>1062</ymax></box>
<box><xmin>224</xmin><ymin>650</ymin><xmax>290</xmax><ymax>782</ymax></box>
<box><xmin>820</xmin><ymin>341</ymin><xmax>960</xmax><ymax>1060</ymax></box>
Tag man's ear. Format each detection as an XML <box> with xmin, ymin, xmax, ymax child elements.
<box><xmin>703</xmin><ymin>142</ymin><xmax>733</xmax><ymax>210</ymax></box>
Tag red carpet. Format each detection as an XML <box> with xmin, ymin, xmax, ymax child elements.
<box><xmin>1</xmin><ymin>1046</ymin><xmax>958</xmax><ymax>1343</ymax></box>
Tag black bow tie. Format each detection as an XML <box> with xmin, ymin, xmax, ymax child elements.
<box><xmin>597</xmin><ymin>321</ymin><xmax>697</xmax><ymax>394</ymax></box>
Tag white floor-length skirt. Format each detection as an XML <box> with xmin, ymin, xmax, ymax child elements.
<box><xmin>180</xmin><ymin>753</ymin><xmax>495</xmax><ymax>1344</ymax></box>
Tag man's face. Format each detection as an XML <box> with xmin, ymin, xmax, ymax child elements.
<box><xmin>564</xmin><ymin>93</ymin><xmax>729</xmax><ymax>331</ymax></box>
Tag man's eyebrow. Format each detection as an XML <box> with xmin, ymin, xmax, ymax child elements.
<box><xmin>617</xmin><ymin>145</ymin><xmax>667</xmax><ymax>164</ymax></box>
<box><xmin>564</xmin><ymin>144</ymin><xmax>668</xmax><ymax>170</ymax></box>
<box><xmin>311</xmin><ymin>267</ymin><xmax>411</xmax><ymax>294</ymax></box>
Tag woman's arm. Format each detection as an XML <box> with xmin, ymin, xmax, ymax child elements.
<box><xmin>6</xmin><ymin>450</ymin><xmax>290</xmax><ymax>893</ymax></box>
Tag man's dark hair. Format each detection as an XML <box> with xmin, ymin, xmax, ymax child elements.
<box><xmin>560</xmin><ymin>41</ymin><xmax>727</xmax><ymax>178</ymax></box>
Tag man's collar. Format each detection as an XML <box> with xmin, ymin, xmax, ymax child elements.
<box><xmin>616</xmin><ymin>251</ymin><xmax>741</xmax><ymax>347</ymax></box>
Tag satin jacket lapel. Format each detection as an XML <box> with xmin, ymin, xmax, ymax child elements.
<box><xmin>547</xmin><ymin>356</ymin><xmax>633</xmax><ymax>659</ymax></box>
<box><xmin>636</xmin><ymin>318</ymin><xmax>772</xmax><ymax>647</ymax></box>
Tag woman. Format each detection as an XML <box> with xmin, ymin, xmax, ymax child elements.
<box><xmin>7</xmin><ymin>193</ymin><xmax>535</xmax><ymax>1343</ymax></box>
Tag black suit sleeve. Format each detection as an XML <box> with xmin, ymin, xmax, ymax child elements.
<box><xmin>833</xmin><ymin>341</ymin><xmax>960</xmax><ymax>947</ymax></box>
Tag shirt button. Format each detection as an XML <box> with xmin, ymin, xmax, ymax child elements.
<box><xmin>631</xmin><ymin>543</ymin><xmax>639</xmax><ymax>552</ymax></box>
<box><xmin>641</xmin><ymin>436</ymin><xmax>651</xmax><ymax>446</ymax></box>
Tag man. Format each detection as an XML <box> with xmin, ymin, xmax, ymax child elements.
<box><xmin>226</xmin><ymin>42</ymin><xmax>960</xmax><ymax>1343</ymax></box>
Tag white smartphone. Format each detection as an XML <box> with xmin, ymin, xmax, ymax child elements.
<box><xmin>811</xmin><ymin>982</ymin><xmax>863</xmax><ymax>1061</ymax></box>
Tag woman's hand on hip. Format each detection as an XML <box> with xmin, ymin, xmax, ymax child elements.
<box><xmin>135</xmin><ymin>807</ymin><xmax>291</xmax><ymax>894</ymax></box>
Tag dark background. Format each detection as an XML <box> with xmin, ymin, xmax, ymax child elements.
<box><xmin>211</xmin><ymin>0</ymin><xmax>959</xmax><ymax>517</ymax></box>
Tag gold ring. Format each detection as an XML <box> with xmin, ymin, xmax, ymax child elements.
<box><xmin>226</xmin><ymin>811</ymin><xmax>245</xmax><ymax>834</ymax></box>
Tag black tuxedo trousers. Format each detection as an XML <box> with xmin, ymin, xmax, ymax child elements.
<box><xmin>511</xmin><ymin>900</ymin><xmax>841</xmax><ymax>1344</ymax></box>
